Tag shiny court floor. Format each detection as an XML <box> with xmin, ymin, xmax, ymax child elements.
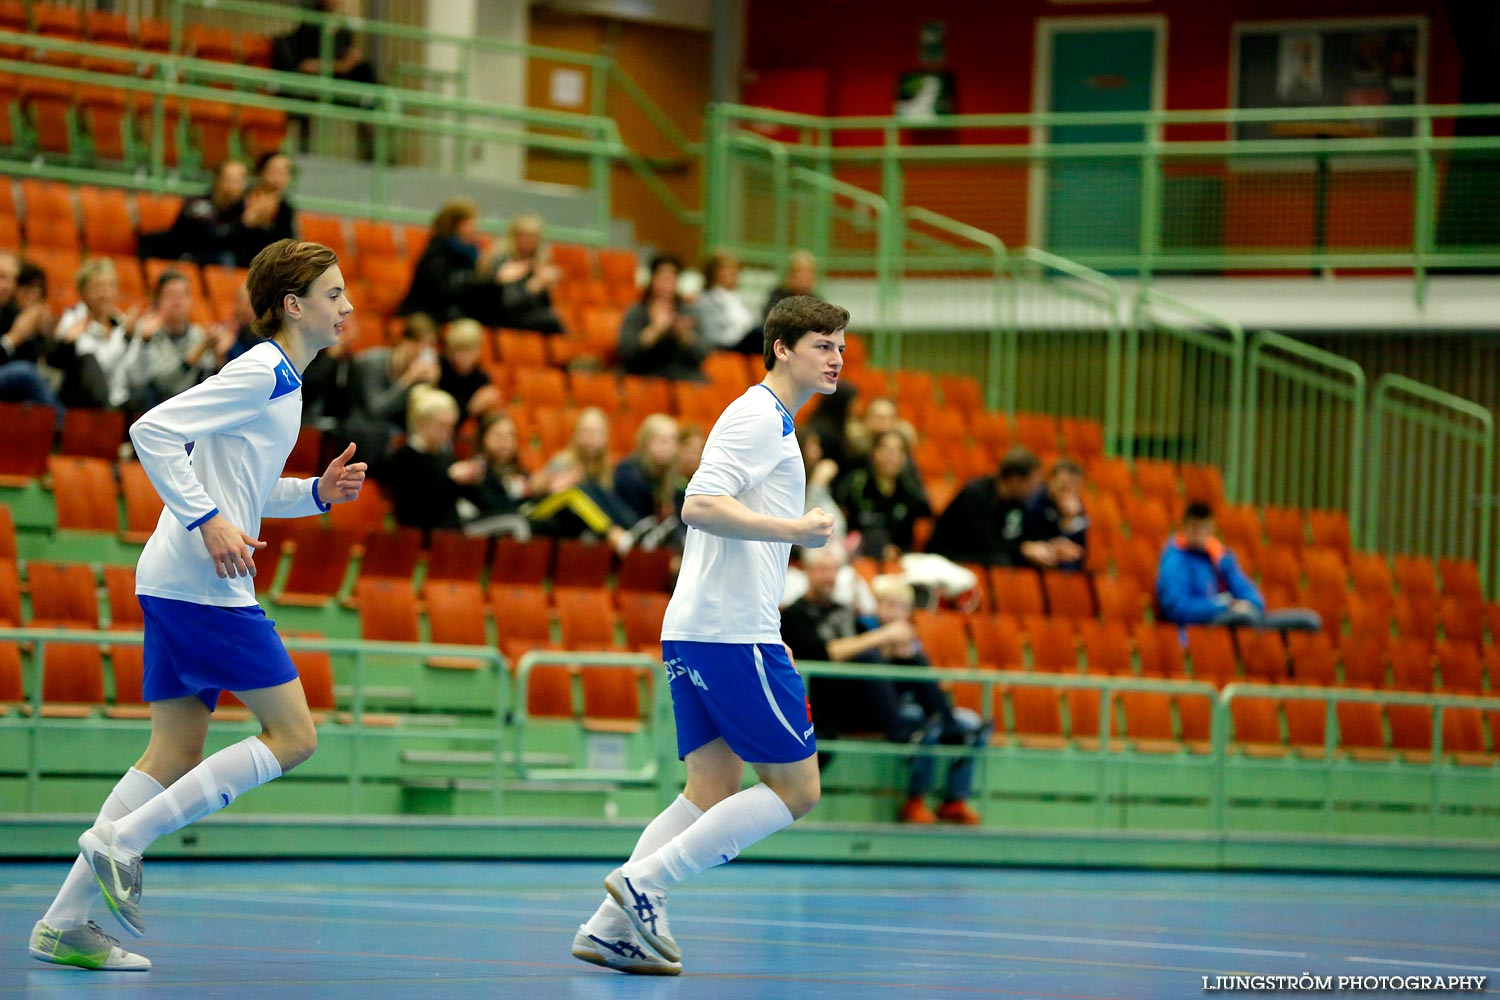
<box><xmin>1</xmin><ymin>860</ymin><xmax>1497</xmax><ymax>998</ymax></box>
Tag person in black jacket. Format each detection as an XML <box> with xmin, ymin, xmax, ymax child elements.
<box><xmin>272</xmin><ymin>0</ymin><xmax>380</xmax><ymax>158</ymax></box>
<box><xmin>399</xmin><ymin>199</ymin><xmax>484</xmax><ymax>323</ymax></box>
<box><xmin>138</xmin><ymin>161</ymin><xmax>247</xmax><ymax>265</ymax></box>
<box><xmin>618</xmin><ymin>255</ymin><xmax>706</xmax><ymax>381</ymax></box>
<box><xmin>476</xmin><ymin>214</ymin><xmax>563</xmax><ymax>333</ymax></box>
<box><xmin>227</xmin><ymin>152</ymin><xmax>297</xmax><ymax>268</ymax></box>
<box><xmin>378</xmin><ymin>385</ymin><xmax>463</xmax><ymax>537</ymax></box>
<box><xmin>924</xmin><ymin>447</ymin><xmax>1041</xmax><ymax>567</ymax></box>
<box><xmin>612</xmin><ymin>413</ymin><xmax>680</xmax><ymax>525</ymax></box>
<box><xmin>1020</xmin><ymin>458</ymin><xmax>1089</xmax><ymax>572</ymax></box>
<box><xmin>834</xmin><ymin>430</ymin><xmax>930</xmax><ymax>560</ymax></box>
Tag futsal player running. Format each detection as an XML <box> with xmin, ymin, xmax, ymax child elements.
<box><xmin>28</xmin><ymin>239</ymin><xmax>365</xmax><ymax>971</ymax></box>
<box><xmin>573</xmin><ymin>294</ymin><xmax>846</xmax><ymax>975</ymax></box>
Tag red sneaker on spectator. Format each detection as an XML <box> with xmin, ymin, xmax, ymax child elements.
<box><xmin>936</xmin><ymin>800</ymin><xmax>981</xmax><ymax>826</ymax></box>
<box><xmin>898</xmin><ymin>796</ymin><xmax>936</xmax><ymax>825</ymax></box>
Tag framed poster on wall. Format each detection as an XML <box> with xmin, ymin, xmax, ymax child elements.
<box><xmin>1231</xmin><ymin>18</ymin><xmax>1425</xmax><ymax>140</ymax></box>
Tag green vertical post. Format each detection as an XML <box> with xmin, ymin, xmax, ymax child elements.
<box><xmin>881</xmin><ymin>123</ymin><xmax>904</xmax><ymax>367</ymax></box>
<box><xmin>1138</xmin><ymin>113</ymin><xmax>1162</xmax><ymax>286</ymax></box>
<box><xmin>316</xmin><ymin>20</ymin><xmax>335</xmax><ymax>157</ymax></box>
<box><xmin>591</xmin><ymin>121</ymin><xmax>612</xmax><ymax>245</ymax></box>
<box><xmin>810</xmin><ymin>126</ymin><xmax>833</xmax><ymax>279</ymax></box>
<box><xmin>701</xmin><ymin>104</ymin><xmax>726</xmax><ymax>251</ymax></box>
<box><xmin>1412</xmin><ymin>110</ymin><xmax>1435</xmax><ymax>309</ymax></box>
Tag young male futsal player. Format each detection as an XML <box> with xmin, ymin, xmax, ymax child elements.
<box><xmin>572</xmin><ymin>294</ymin><xmax>847</xmax><ymax>975</ymax></box>
<box><xmin>28</xmin><ymin>239</ymin><xmax>365</xmax><ymax>971</ymax></box>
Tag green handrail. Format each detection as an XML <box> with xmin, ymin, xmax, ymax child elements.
<box><xmin>511</xmin><ymin>650</ymin><xmax>665</xmax><ymax>786</ymax></box>
<box><xmin>787</xmin><ymin>166</ymin><xmax>896</xmax><ymax>349</ymax></box>
<box><xmin>1242</xmin><ymin>332</ymin><xmax>1366</xmax><ymax>541</ymax></box>
<box><xmin>1367</xmin><ymin>374</ymin><xmax>1495</xmax><ymax>596</ymax></box>
<box><xmin>4</xmin><ymin>627</ymin><xmax>511</xmax><ymax>814</ymax></box>
<box><xmin>905</xmin><ymin>207</ymin><xmax>1007</xmax><ymax>409</ymax></box>
<box><xmin>1126</xmin><ymin>291</ymin><xmax>1244</xmax><ymax>493</ymax></box>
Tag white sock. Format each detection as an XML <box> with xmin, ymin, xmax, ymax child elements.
<box><xmin>110</xmin><ymin>737</ymin><xmax>282</xmax><ymax>859</ymax></box>
<box><xmin>44</xmin><ymin>768</ymin><xmax>164</xmax><ymax>929</ymax></box>
<box><xmin>622</xmin><ymin>784</ymin><xmax>793</xmax><ymax>890</ymax></box>
<box><xmin>584</xmin><ymin>794</ymin><xmax>703</xmax><ymax>935</ymax></box>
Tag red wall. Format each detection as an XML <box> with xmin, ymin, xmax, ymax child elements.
<box><xmin>744</xmin><ymin>0</ymin><xmax>1460</xmax><ymax>250</ymax></box>
<box><xmin>745</xmin><ymin>0</ymin><xmax>1460</xmax><ymax>120</ymax></box>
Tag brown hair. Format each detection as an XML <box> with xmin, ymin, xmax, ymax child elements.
<box><xmin>431</xmin><ymin>198</ymin><xmax>479</xmax><ymax>240</ymax></box>
<box><xmin>701</xmin><ymin>249</ymin><xmax>739</xmax><ymax>289</ymax></box>
<box><xmin>763</xmin><ymin>294</ymin><xmax>849</xmax><ymax>371</ymax></box>
<box><xmin>246</xmin><ymin>239</ymin><xmax>339</xmax><ymax>340</ymax></box>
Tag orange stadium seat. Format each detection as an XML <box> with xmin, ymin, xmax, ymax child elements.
<box><xmin>0</xmin><ymin>403</ymin><xmax>56</xmax><ymax>485</ymax></box>
<box><xmin>1229</xmin><ymin>691</ymin><xmax>1287</xmax><ymax>757</ymax></box>
<box><xmin>0</xmin><ymin>560</ymin><xmax>22</xmax><ymax>628</ymax></box>
<box><xmin>967</xmin><ymin>613</ymin><xmax>1023</xmax><ymax>669</ymax></box>
<box><xmin>490</xmin><ymin>536</ymin><xmax>553</xmax><ymax>585</ymax></box>
<box><xmin>49</xmin><ymin>456</ymin><xmax>118</xmax><ymax>534</ymax></box>
<box><xmin>424</xmin><ymin>581</ymin><xmax>489</xmax><ymax>669</ymax></box>
<box><xmin>490</xmin><ymin>583</ymin><xmax>556</xmax><ymax>665</ymax></box>
<box><xmin>356</xmin><ymin>578</ymin><xmax>420</xmax><ymax>643</ymax></box>
<box><xmin>119</xmin><ymin>461</ymin><xmax>164</xmax><ymax>544</ymax></box>
<box><xmin>989</xmin><ymin>567</ymin><xmax>1044</xmax><ymax>618</ymax></box>
<box><xmin>28</xmin><ymin>561</ymin><xmax>98</xmax><ymax>629</ymax></box>
<box><xmin>102</xmin><ymin>564</ymin><xmax>142</xmax><ymax>631</ymax></box>
<box><xmin>278</xmin><ymin>524</ymin><xmax>357</xmax><ymax>606</ymax></box>
<box><xmin>1078</xmin><ymin>619</ymin><xmax>1132</xmax><ymax>676</ymax></box>
<box><xmin>41</xmin><ymin>643</ymin><xmax>105</xmax><ymax>717</ymax></box>
<box><xmin>424</xmin><ymin>529</ymin><xmax>487</xmax><ymax>586</ymax></box>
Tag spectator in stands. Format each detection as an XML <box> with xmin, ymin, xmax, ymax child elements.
<box><xmin>613</xmin><ymin>413</ymin><xmax>679</xmax><ymax>525</ymax></box>
<box><xmin>400</xmin><ymin>199</ymin><xmax>484</xmax><ymax>323</ymax></box>
<box><xmin>274</xmin><ymin>0</ymin><xmax>380</xmax><ymax>158</ymax></box>
<box><xmin>528</xmin><ymin>406</ymin><xmax>637</xmax><ymax>553</ymax></box>
<box><xmin>1157</xmin><ymin>501</ymin><xmax>1322</xmax><ymax>632</ymax></box>
<box><xmin>478</xmin><ymin>214</ymin><xmax>564</xmax><ymax>333</ymax></box>
<box><xmin>845</xmin><ymin>396</ymin><xmax>919</xmax><ymax>468</ymax></box>
<box><xmin>54</xmin><ymin>257</ymin><xmax>132</xmax><ymax>408</ymax></box>
<box><xmin>834</xmin><ymin>430</ymin><xmax>931</xmax><ymax>561</ymax></box>
<box><xmin>618</xmin><ymin>255</ymin><xmax>707</xmax><ymax>381</ymax></box>
<box><xmin>1020</xmin><ymin>458</ymin><xmax>1088</xmax><ymax>572</ymax></box>
<box><xmin>378</xmin><ymin>385</ymin><xmax>464</xmax><ymax>536</ymax></box>
<box><xmin>801</xmin><ymin>379</ymin><xmax>856</xmax><ymax>470</ymax></box>
<box><xmin>228</xmin><ymin>151</ymin><xmax>298</xmax><ymax>268</ymax></box>
<box><xmin>696</xmin><ymin>249</ymin><xmax>758</xmax><ymax>355</ymax></box>
<box><xmin>925</xmin><ymin>447</ymin><xmax>1042</xmax><ymax>567</ymax></box>
<box><xmin>781</xmin><ymin>551</ymin><xmax>985</xmax><ymax>825</ymax></box>
<box><xmin>667</xmin><ymin>421</ymin><xmax>706</xmax><ymax>545</ymax></box>
<box><xmin>450</xmin><ymin>411</ymin><xmax>532</xmax><ymax>520</ymax></box>
<box><xmin>138</xmin><ymin>160</ymin><xmax>247</xmax><ymax>265</ymax></box>
<box><xmin>344</xmin><ymin>313</ymin><xmax>440</xmax><ymax>461</ymax></box>
<box><xmin>761</xmin><ymin>249</ymin><xmax>818</xmax><ymax>320</ymax></box>
<box><xmin>798</xmin><ymin>427</ymin><xmax>847</xmax><ymax>552</ymax></box>
<box><xmin>437</xmin><ymin>318</ymin><xmax>502</xmax><ymax>418</ymax></box>
<box><xmin>121</xmin><ymin>270</ymin><xmax>217</xmax><ymax>409</ymax></box>
<box><xmin>0</xmin><ymin>256</ymin><xmax>62</xmax><ymax>419</ymax></box>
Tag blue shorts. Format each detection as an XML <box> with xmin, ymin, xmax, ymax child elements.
<box><xmin>662</xmin><ymin>640</ymin><xmax>816</xmax><ymax>764</ymax></box>
<box><xmin>140</xmin><ymin>596</ymin><xmax>298</xmax><ymax>712</ymax></box>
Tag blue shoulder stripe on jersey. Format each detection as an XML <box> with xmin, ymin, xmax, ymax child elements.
<box><xmin>266</xmin><ymin>340</ymin><xmax>302</xmax><ymax>400</ymax></box>
<box><xmin>755</xmin><ymin>384</ymin><xmax>795</xmax><ymax>437</ymax></box>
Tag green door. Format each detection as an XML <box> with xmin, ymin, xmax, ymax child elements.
<box><xmin>1044</xmin><ymin>27</ymin><xmax>1157</xmax><ymax>261</ymax></box>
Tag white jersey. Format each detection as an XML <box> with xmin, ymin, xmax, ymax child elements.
<box><xmin>131</xmin><ymin>341</ymin><xmax>328</xmax><ymax>607</ymax></box>
<box><xmin>661</xmin><ymin>384</ymin><xmax>804</xmax><ymax>644</ymax></box>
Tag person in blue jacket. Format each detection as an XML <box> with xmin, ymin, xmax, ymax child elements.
<box><xmin>1156</xmin><ymin>501</ymin><xmax>1320</xmax><ymax>631</ymax></box>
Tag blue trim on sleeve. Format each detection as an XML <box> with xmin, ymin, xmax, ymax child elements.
<box><xmin>311</xmin><ymin>479</ymin><xmax>332</xmax><ymax>513</ymax></box>
<box><xmin>187</xmin><ymin>508</ymin><xmax>219</xmax><ymax>531</ymax></box>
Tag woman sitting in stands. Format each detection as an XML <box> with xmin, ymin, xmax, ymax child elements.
<box><xmin>618</xmin><ymin>255</ymin><xmax>707</xmax><ymax>381</ymax></box>
<box><xmin>528</xmin><ymin>406</ymin><xmax>637</xmax><ymax>553</ymax></box>
<box><xmin>399</xmin><ymin>198</ymin><xmax>485</xmax><ymax>323</ymax></box>
<box><xmin>612</xmin><ymin>413</ymin><xmax>680</xmax><ymax>526</ymax></box>
<box><xmin>449</xmin><ymin>411</ymin><xmax>533</xmax><ymax>521</ymax></box>
<box><xmin>139</xmin><ymin>160</ymin><xmax>247</xmax><ymax>266</ymax></box>
<box><xmin>695</xmin><ymin>249</ymin><xmax>759</xmax><ymax>355</ymax></box>
<box><xmin>54</xmin><ymin>257</ymin><xmax>132</xmax><ymax>409</ymax></box>
<box><xmin>228</xmin><ymin>151</ymin><xmax>298</xmax><ymax>268</ymax></box>
<box><xmin>477</xmin><ymin>214</ymin><xmax>564</xmax><ymax>333</ymax></box>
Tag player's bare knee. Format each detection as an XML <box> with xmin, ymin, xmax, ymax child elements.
<box><xmin>771</xmin><ymin>777</ymin><xmax>820</xmax><ymax>819</ymax></box>
<box><xmin>262</xmin><ymin>724</ymin><xmax>317</xmax><ymax>771</ymax></box>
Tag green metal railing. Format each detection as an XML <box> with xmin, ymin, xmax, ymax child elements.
<box><xmin>1125</xmin><ymin>290</ymin><xmax>1245</xmax><ymax>495</ymax></box>
<box><xmin>705</xmin><ymin>101</ymin><xmax>1500</xmax><ymax>300</ymax></box>
<box><xmin>0</xmin><ymin>30</ymin><xmax>627</xmax><ymax>241</ymax></box>
<box><xmin>1242</xmin><ymin>332</ymin><xmax>1366</xmax><ymax>539</ymax></box>
<box><xmin>160</xmin><ymin>0</ymin><xmax>701</xmax><ymax>226</ymax></box>
<box><xmin>1367</xmin><ymin>375</ymin><xmax>1496</xmax><ymax>594</ymax></box>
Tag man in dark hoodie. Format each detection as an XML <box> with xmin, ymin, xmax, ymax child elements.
<box><xmin>1156</xmin><ymin>501</ymin><xmax>1320</xmax><ymax>631</ymax></box>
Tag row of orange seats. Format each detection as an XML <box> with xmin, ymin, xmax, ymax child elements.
<box><xmin>959</xmin><ymin>682</ymin><xmax>1500</xmax><ymax>763</ymax></box>
<box><xmin>0</xmin><ymin>4</ymin><xmax>272</xmax><ymax>65</ymax></box>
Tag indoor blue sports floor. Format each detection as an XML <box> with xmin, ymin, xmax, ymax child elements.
<box><xmin>1</xmin><ymin>860</ymin><xmax>1497</xmax><ymax>998</ymax></box>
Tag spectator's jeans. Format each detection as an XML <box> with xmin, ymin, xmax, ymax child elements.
<box><xmin>0</xmin><ymin>361</ymin><xmax>64</xmax><ymax>427</ymax></box>
<box><xmin>896</xmin><ymin>700</ymin><xmax>991</xmax><ymax>802</ymax></box>
<box><xmin>1210</xmin><ymin>607</ymin><xmax>1322</xmax><ymax>632</ymax></box>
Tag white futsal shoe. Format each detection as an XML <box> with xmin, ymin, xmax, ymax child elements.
<box><xmin>604</xmin><ymin>867</ymin><xmax>680</xmax><ymax>963</ymax></box>
<box><xmin>77</xmin><ymin>821</ymin><xmax>145</xmax><ymax>938</ymax></box>
<box><xmin>571</xmin><ymin>918</ymin><xmax>682</xmax><ymax>976</ymax></box>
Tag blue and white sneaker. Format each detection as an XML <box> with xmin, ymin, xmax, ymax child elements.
<box><xmin>604</xmin><ymin>867</ymin><xmax>680</xmax><ymax>963</ymax></box>
<box><xmin>571</xmin><ymin>925</ymin><xmax>681</xmax><ymax>976</ymax></box>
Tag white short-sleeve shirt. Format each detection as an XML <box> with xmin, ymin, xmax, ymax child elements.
<box><xmin>661</xmin><ymin>384</ymin><xmax>805</xmax><ymax>644</ymax></box>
